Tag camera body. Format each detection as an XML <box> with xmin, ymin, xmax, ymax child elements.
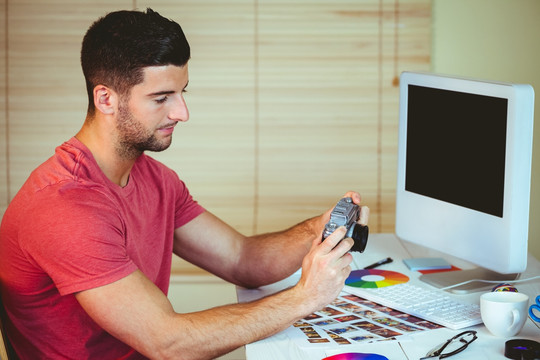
<box><xmin>322</xmin><ymin>197</ymin><xmax>369</xmax><ymax>252</ymax></box>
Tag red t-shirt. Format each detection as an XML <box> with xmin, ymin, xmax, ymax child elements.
<box><xmin>0</xmin><ymin>137</ymin><xmax>205</xmax><ymax>359</ymax></box>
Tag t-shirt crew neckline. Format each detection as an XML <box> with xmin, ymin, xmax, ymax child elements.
<box><xmin>68</xmin><ymin>136</ymin><xmax>138</xmax><ymax>196</ymax></box>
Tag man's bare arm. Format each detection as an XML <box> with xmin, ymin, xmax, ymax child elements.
<box><xmin>75</xmin><ymin>227</ymin><xmax>353</xmax><ymax>360</ymax></box>
<box><xmin>174</xmin><ymin>191</ymin><xmax>368</xmax><ymax>288</ymax></box>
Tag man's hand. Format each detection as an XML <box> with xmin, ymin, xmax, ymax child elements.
<box><xmin>342</xmin><ymin>191</ymin><xmax>370</xmax><ymax>226</ymax></box>
<box><xmin>292</xmin><ymin>191</ymin><xmax>369</xmax><ymax>314</ymax></box>
<box><xmin>293</xmin><ymin>225</ymin><xmax>353</xmax><ymax>313</ymax></box>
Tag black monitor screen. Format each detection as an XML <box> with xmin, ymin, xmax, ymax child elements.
<box><xmin>405</xmin><ymin>85</ymin><xmax>508</xmax><ymax>218</ymax></box>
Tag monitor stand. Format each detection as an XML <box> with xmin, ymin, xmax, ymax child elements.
<box><xmin>419</xmin><ymin>268</ymin><xmax>520</xmax><ymax>294</ymax></box>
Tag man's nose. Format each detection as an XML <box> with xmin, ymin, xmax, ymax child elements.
<box><xmin>169</xmin><ymin>94</ymin><xmax>189</xmax><ymax>122</ymax></box>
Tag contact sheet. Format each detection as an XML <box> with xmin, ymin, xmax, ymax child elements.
<box><xmin>285</xmin><ymin>293</ymin><xmax>442</xmax><ymax>348</ymax></box>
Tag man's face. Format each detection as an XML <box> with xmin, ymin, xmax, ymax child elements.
<box><xmin>115</xmin><ymin>64</ymin><xmax>189</xmax><ymax>159</ymax></box>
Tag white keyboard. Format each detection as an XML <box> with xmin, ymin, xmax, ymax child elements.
<box><xmin>343</xmin><ymin>282</ymin><xmax>482</xmax><ymax>330</ymax></box>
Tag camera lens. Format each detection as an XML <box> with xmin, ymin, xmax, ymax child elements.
<box><xmin>350</xmin><ymin>224</ymin><xmax>369</xmax><ymax>252</ymax></box>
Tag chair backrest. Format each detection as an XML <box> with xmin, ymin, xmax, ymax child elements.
<box><xmin>0</xmin><ymin>315</ymin><xmax>10</xmax><ymax>360</ymax></box>
<box><xmin>0</xmin><ymin>328</ymin><xmax>9</xmax><ymax>360</ymax></box>
<box><xmin>0</xmin><ymin>299</ymin><xmax>15</xmax><ymax>360</ymax></box>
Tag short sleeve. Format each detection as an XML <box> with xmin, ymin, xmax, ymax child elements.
<box><xmin>170</xmin><ymin>172</ymin><xmax>205</xmax><ymax>229</ymax></box>
<box><xmin>19</xmin><ymin>183</ymin><xmax>138</xmax><ymax>295</ymax></box>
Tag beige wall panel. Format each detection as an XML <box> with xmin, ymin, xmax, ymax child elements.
<box><xmin>7</xmin><ymin>1</ymin><xmax>132</xmax><ymax>198</ymax></box>
<box><xmin>256</xmin><ymin>1</ymin><xmax>380</xmax><ymax>233</ymax></box>
<box><xmin>0</xmin><ymin>0</ymin><xmax>7</xmax><ymax>215</ymax></box>
<box><xmin>256</xmin><ymin>0</ymin><xmax>430</xmax><ymax>233</ymax></box>
<box><xmin>379</xmin><ymin>192</ymin><xmax>395</xmax><ymax>232</ymax></box>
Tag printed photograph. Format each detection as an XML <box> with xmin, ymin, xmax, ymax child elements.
<box><xmin>334</xmin><ymin>315</ymin><xmax>362</xmax><ymax>323</ymax></box>
<box><xmin>317</xmin><ymin>306</ymin><xmax>345</xmax><ymax>317</ymax></box>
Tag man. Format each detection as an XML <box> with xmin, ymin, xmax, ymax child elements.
<box><xmin>0</xmin><ymin>8</ymin><xmax>369</xmax><ymax>359</ymax></box>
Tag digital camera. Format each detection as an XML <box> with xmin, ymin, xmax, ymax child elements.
<box><xmin>322</xmin><ymin>197</ymin><xmax>368</xmax><ymax>252</ymax></box>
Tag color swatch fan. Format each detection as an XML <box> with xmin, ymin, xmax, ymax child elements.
<box><xmin>345</xmin><ymin>269</ymin><xmax>409</xmax><ymax>288</ymax></box>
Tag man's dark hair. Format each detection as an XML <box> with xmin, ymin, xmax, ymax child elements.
<box><xmin>81</xmin><ymin>8</ymin><xmax>190</xmax><ymax>116</ymax></box>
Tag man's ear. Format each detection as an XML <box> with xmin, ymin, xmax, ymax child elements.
<box><xmin>93</xmin><ymin>85</ymin><xmax>118</xmax><ymax>115</ymax></box>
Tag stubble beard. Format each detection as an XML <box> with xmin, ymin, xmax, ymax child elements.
<box><xmin>115</xmin><ymin>102</ymin><xmax>173</xmax><ymax>160</ymax></box>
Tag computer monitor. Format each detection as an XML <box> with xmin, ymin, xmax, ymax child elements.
<box><xmin>395</xmin><ymin>71</ymin><xmax>535</xmax><ymax>293</ymax></box>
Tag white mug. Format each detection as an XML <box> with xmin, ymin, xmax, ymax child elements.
<box><xmin>480</xmin><ymin>291</ymin><xmax>529</xmax><ymax>337</ymax></box>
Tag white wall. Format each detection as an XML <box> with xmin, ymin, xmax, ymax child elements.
<box><xmin>431</xmin><ymin>0</ymin><xmax>540</xmax><ymax>260</ymax></box>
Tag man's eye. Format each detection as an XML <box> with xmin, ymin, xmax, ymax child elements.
<box><xmin>155</xmin><ymin>96</ymin><xmax>168</xmax><ymax>104</ymax></box>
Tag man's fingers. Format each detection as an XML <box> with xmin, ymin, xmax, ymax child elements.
<box><xmin>358</xmin><ymin>205</ymin><xmax>370</xmax><ymax>226</ymax></box>
<box><xmin>333</xmin><ymin>237</ymin><xmax>354</xmax><ymax>256</ymax></box>
<box><xmin>343</xmin><ymin>191</ymin><xmax>361</xmax><ymax>205</ymax></box>
<box><xmin>322</xmin><ymin>229</ymin><xmax>354</xmax><ymax>260</ymax></box>
<box><xmin>339</xmin><ymin>192</ymin><xmax>368</xmax><ymax>225</ymax></box>
<box><xmin>321</xmin><ymin>226</ymin><xmax>347</xmax><ymax>252</ymax></box>
<box><xmin>342</xmin><ymin>264</ymin><xmax>352</xmax><ymax>278</ymax></box>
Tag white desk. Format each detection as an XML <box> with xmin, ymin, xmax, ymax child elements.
<box><xmin>237</xmin><ymin>234</ymin><xmax>540</xmax><ymax>360</ymax></box>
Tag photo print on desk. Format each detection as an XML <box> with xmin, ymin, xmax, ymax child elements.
<box><xmin>285</xmin><ymin>293</ymin><xmax>442</xmax><ymax>348</ymax></box>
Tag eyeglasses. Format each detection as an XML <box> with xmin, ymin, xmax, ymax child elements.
<box><xmin>420</xmin><ymin>330</ymin><xmax>478</xmax><ymax>359</ymax></box>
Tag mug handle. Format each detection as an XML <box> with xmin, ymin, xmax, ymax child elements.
<box><xmin>509</xmin><ymin>309</ymin><xmax>522</xmax><ymax>333</ymax></box>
